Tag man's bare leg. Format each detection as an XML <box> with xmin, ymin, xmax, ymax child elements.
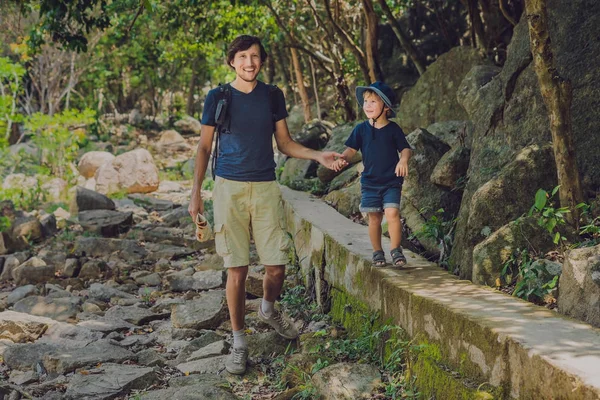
<box><xmin>227</xmin><ymin>266</ymin><xmax>249</xmax><ymax>332</ymax></box>
<box><xmin>263</xmin><ymin>265</ymin><xmax>285</xmax><ymax>303</ymax></box>
<box><xmin>258</xmin><ymin>264</ymin><xmax>299</xmax><ymax>339</ymax></box>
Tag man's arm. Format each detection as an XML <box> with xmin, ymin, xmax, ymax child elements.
<box><xmin>188</xmin><ymin>124</ymin><xmax>215</xmax><ymax>217</ymax></box>
<box><xmin>274</xmin><ymin>119</ymin><xmax>342</xmax><ymax>169</ymax></box>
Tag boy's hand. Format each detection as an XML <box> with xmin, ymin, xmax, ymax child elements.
<box><xmin>395</xmin><ymin>160</ymin><xmax>409</xmax><ymax>177</ymax></box>
<box><xmin>318</xmin><ymin>151</ymin><xmax>344</xmax><ymax>170</ymax></box>
<box><xmin>332</xmin><ymin>158</ymin><xmax>348</xmax><ymax>172</ymax></box>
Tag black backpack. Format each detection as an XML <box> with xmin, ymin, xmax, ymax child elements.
<box><xmin>211</xmin><ymin>83</ymin><xmax>282</xmax><ymax>179</ymax></box>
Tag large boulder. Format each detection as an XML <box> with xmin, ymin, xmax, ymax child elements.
<box><xmin>78</xmin><ymin>151</ymin><xmax>115</xmax><ymax>179</ymax></box>
<box><xmin>402</xmin><ymin>128</ymin><xmax>461</xmax><ymax>220</ymax></box>
<box><xmin>430</xmin><ymin>146</ymin><xmax>471</xmax><ymax>190</ymax></box>
<box><xmin>155</xmin><ymin>130</ymin><xmax>191</xmax><ymax>153</ymax></box>
<box><xmin>472</xmin><ymin>217</ymin><xmax>557</xmax><ymax>286</ymax></box>
<box><xmin>70</xmin><ymin>186</ymin><xmax>115</xmax><ymax>214</ymax></box>
<box><xmin>280</xmin><ymin>158</ymin><xmax>316</xmax><ymax>184</ymax></box>
<box><xmin>317</xmin><ymin>122</ymin><xmax>362</xmax><ymax>184</ymax></box>
<box><xmin>558</xmin><ymin>244</ymin><xmax>600</xmax><ymax>327</ymax></box>
<box><xmin>398</xmin><ymin>47</ymin><xmax>490</xmax><ymax>132</ymax></box>
<box><xmin>95</xmin><ymin>148</ymin><xmax>160</xmax><ymax>195</ymax></box>
<box><xmin>77</xmin><ymin>209</ymin><xmax>133</xmax><ymax>237</ymax></box>
<box><xmin>174</xmin><ymin>116</ymin><xmax>202</xmax><ymax>135</ymax></box>
<box><xmin>292</xmin><ymin>120</ymin><xmax>332</xmax><ymax>150</ymax></box>
<box><xmin>425</xmin><ymin>120</ymin><xmax>475</xmax><ymax>149</ymax></box>
<box><xmin>324</xmin><ymin>179</ymin><xmax>361</xmax><ymax>218</ymax></box>
<box><xmin>312</xmin><ymin>363</ymin><xmax>381</xmax><ymax>400</ymax></box>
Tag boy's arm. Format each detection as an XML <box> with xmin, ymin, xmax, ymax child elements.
<box><xmin>274</xmin><ymin>119</ymin><xmax>343</xmax><ymax>169</ymax></box>
<box><xmin>340</xmin><ymin>147</ymin><xmax>357</xmax><ymax>162</ymax></box>
<box><xmin>395</xmin><ymin>148</ymin><xmax>412</xmax><ymax>177</ymax></box>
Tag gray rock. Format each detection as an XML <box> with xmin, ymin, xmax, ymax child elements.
<box><xmin>77</xmin><ymin>316</ymin><xmax>136</xmax><ymax>333</ymax></box>
<box><xmin>129</xmin><ymin>193</ymin><xmax>174</xmax><ymax>211</ymax></box>
<box><xmin>71</xmin><ymin>186</ymin><xmax>116</xmax><ymax>213</ymax></box>
<box><xmin>456</xmin><ymin>65</ymin><xmax>502</xmax><ymax>119</ymax></box>
<box><xmin>136</xmin><ymin>348</ymin><xmax>166</xmax><ymax>367</ymax></box>
<box><xmin>312</xmin><ymin>363</ymin><xmax>381</xmax><ymax>400</ymax></box>
<box><xmin>171</xmin><ymin>331</ymin><xmax>224</xmax><ymax>364</ymax></box>
<box><xmin>430</xmin><ymin>146</ymin><xmax>471</xmax><ymax>190</ymax></box>
<box><xmin>60</xmin><ymin>258</ymin><xmax>80</xmax><ymax>278</ymax></box>
<box><xmin>186</xmin><ymin>340</ymin><xmax>229</xmax><ymax>362</ymax></box>
<box><xmin>139</xmin><ymin>383</ymin><xmax>238</xmax><ymax>400</ymax></box>
<box><xmin>176</xmin><ymin>354</ymin><xmax>228</xmax><ymax>375</ymax></box>
<box><xmin>40</xmin><ymin>213</ymin><xmax>58</xmax><ymax>238</ymax></box>
<box><xmin>324</xmin><ymin>179</ymin><xmax>361</xmax><ymax>218</ymax></box>
<box><xmin>161</xmin><ymin>207</ymin><xmax>192</xmax><ymax>227</ymax></box>
<box><xmin>75</xmin><ymin>237</ymin><xmax>148</xmax><ymax>263</ymax></box>
<box><xmin>12</xmin><ymin>257</ymin><xmax>55</xmax><ymax>286</ymax></box>
<box><xmin>64</xmin><ymin>363</ymin><xmax>157</xmax><ymax>400</ymax></box>
<box><xmin>425</xmin><ymin>120</ymin><xmax>474</xmax><ymax>149</ymax></box>
<box><xmin>0</xmin><ymin>311</ymin><xmax>55</xmax><ymax>343</ymax></box>
<box><xmin>6</xmin><ymin>284</ymin><xmax>38</xmax><ymax>306</ymax></box>
<box><xmin>171</xmin><ymin>290</ymin><xmax>227</xmax><ymax>330</ymax></box>
<box><xmin>104</xmin><ymin>304</ymin><xmax>169</xmax><ymax>326</ymax></box>
<box><xmin>558</xmin><ymin>245</ymin><xmax>600</xmax><ymax>327</ymax></box>
<box><xmin>0</xmin><ymin>255</ymin><xmax>21</xmax><ymax>281</ymax></box>
<box><xmin>168</xmin><ymin>270</ymin><xmax>224</xmax><ymax>292</ymax></box>
<box><xmin>329</xmin><ymin>164</ymin><xmax>360</xmax><ymax>192</ymax></box>
<box><xmin>12</xmin><ymin>216</ymin><xmax>43</xmax><ymax>243</ymax></box>
<box><xmin>13</xmin><ymin>296</ymin><xmax>81</xmax><ymax>322</ymax></box>
<box><xmin>79</xmin><ymin>259</ymin><xmax>110</xmax><ymax>280</ymax></box>
<box><xmin>280</xmin><ymin>158</ymin><xmax>316</xmax><ymax>183</ymax></box>
<box><xmin>36</xmin><ymin>322</ymin><xmax>103</xmax><ymax>348</ymax></box>
<box><xmin>88</xmin><ymin>282</ymin><xmax>137</xmax><ymax>302</ymax></box>
<box><xmin>135</xmin><ymin>272</ymin><xmax>162</xmax><ymax>286</ymax></box>
<box><xmin>174</xmin><ymin>115</ymin><xmax>202</xmax><ymax>135</ymax></box>
<box><xmin>317</xmin><ymin>122</ymin><xmax>362</xmax><ymax>184</ymax></box>
<box><xmin>43</xmin><ymin>340</ymin><xmax>135</xmax><ymax>374</ymax></box>
<box><xmin>9</xmin><ymin>369</ymin><xmax>38</xmax><ymax>385</ymax></box>
<box><xmin>246</xmin><ymin>332</ymin><xmax>295</xmax><ymax>358</ymax></box>
<box><xmin>78</xmin><ymin>209</ymin><xmax>134</xmax><ymax>237</ymax></box>
<box><xmin>3</xmin><ymin>342</ymin><xmax>62</xmax><ymax>370</ymax></box>
<box><xmin>145</xmin><ymin>242</ymin><xmax>195</xmax><ymax>261</ymax></box>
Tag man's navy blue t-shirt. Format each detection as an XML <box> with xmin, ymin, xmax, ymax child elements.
<box><xmin>345</xmin><ymin>121</ymin><xmax>411</xmax><ymax>186</ymax></box>
<box><xmin>201</xmin><ymin>81</ymin><xmax>288</xmax><ymax>182</ymax></box>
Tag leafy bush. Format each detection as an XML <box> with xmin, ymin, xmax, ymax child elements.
<box><xmin>501</xmin><ymin>248</ymin><xmax>558</xmax><ymax>302</ymax></box>
<box><xmin>411</xmin><ymin>208</ymin><xmax>455</xmax><ymax>268</ymax></box>
<box><xmin>528</xmin><ymin>186</ymin><xmax>569</xmax><ymax>244</ymax></box>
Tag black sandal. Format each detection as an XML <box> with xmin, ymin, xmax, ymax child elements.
<box><xmin>390</xmin><ymin>247</ymin><xmax>407</xmax><ymax>267</ymax></box>
<box><xmin>372</xmin><ymin>250</ymin><xmax>387</xmax><ymax>267</ymax></box>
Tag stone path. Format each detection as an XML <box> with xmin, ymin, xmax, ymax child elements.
<box><xmin>0</xmin><ymin>184</ymin><xmax>384</xmax><ymax>400</ymax></box>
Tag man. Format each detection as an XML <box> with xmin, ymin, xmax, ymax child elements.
<box><xmin>188</xmin><ymin>35</ymin><xmax>341</xmax><ymax>375</ymax></box>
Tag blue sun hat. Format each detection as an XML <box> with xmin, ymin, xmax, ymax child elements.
<box><xmin>355</xmin><ymin>81</ymin><xmax>397</xmax><ymax>118</ymax></box>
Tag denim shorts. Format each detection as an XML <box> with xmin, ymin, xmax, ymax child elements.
<box><xmin>360</xmin><ymin>182</ymin><xmax>402</xmax><ymax>213</ymax></box>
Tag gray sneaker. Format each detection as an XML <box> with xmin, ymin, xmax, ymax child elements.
<box><xmin>225</xmin><ymin>347</ymin><xmax>248</xmax><ymax>375</ymax></box>
<box><xmin>258</xmin><ymin>307</ymin><xmax>299</xmax><ymax>339</ymax></box>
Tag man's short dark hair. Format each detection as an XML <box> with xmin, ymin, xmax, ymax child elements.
<box><xmin>226</xmin><ymin>35</ymin><xmax>268</xmax><ymax>67</ymax></box>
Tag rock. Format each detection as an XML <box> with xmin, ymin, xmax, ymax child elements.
<box><xmin>456</xmin><ymin>65</ymin><xmax>502</xmax><ymax>119</ymax></box>
<box><xmin>41</xmin><ymin>178</ymin><xmax>68</xmax><ymax>202</ymax></box>
<box><xmin>136</xmin><ymin>348</ymin><xmax>166</xmax><ymax>367</ymax></box>
<box><xmin>39</xmin><ymin>213</ymin><xmax>57</xmax><ymax>238</ymax></box>
<box><xmin>12</xmin><ymin>216</ymin><xmax>43</xmax><ymax>243</ymax></box>
<box><xmin>88</xmin><ymin>282</ymin><xmax>137</xmax><ymax>302</ymax></box>
<box><xmin>316</xmin><ymin>122</ymin><xmax>362</xmax><ymax>183</ymax></box>
<box><xmin>425</xmin><ymin>120</ymin><xmax>474</xmax><ymax>149</ymax></box>
<box><xmin>139</xmin><ymin>382</ymin><xmax>237</xmax><ymax>400</ymax></box>
<box><xmin>162</xmin><ymin>207</ymin><xmax>192</xmax><ymax>227</ymax></box>
<box><xmin>246</xmin><ymin>332</ymin><xmax>295</xmax><ymax>358</ymax></box>
<box><xmin>292</xmin><ymin>120</ymin><xmax>332</xmax><ymax>150</ymax></box>
<box><xmin>64</xmin><ymin>363</ymin><xmax>157</xmax><ymax>399</ymax></box>
<box><xmin>129</xmin><ymin>108</ymin><xmax>143</xmax><ymax>125</ymax></box>
<box><xmin>246</xmin><ymin>267</ymin><xmax>264</xmax><ymax>298</ymax></box>
<box><xmin>135</xmin><ymin>272</ymin><xmax>162</xmax><ymax>286</ymax></box>
<box><xmin>452</xmin><ymin>145</ymin><xmax>557</xmax><ymax>279</ymax></box>
<box><xmin>0</xmin><ymin>255</ymin><xmax>21</xmax><ymax>281</ymax></box>
<box><xmin>44</xmin><ymin>341</ymin><xmax>135</xmax><ymax>374</ymax></box>
<box><xmin>6</xmin><ymin>284</ymin><xmax>38</xmax><ymax>306</ymax></box>
<box><xmin>77</xmin><ymin>317</ymin><xmax>136</xmax><ymax>333</ymax></box>
<box><xmin>171</xmin><ymin>290</ymin><xmax>227</xmax><ymax>330</ymax></box>
<box><xmin>558</xmin><ymin>245</ymin><xmax>600</xmax><ymax>327</ymax></box>
<box><xmin>36</xmin><ymin>322</ymin><xmax>103</xmax><ymax>348</ymax></box>
<box><xmin>174</xmin><ymin>116</ymin><xmax>202</xmax><ymax>135</ymax></box>
<box><xmin>2</xmin><ymin>173</ymin><xmax>37</xmax><ymax>191</ymax></box>
<box><xmin>312</xmin><ymin>363</ymin><xmax>381</xmax><ymax>400</ymax></box>
<box><xmin>60</xmin><ymin>258</ymin><xmax>80</xmax><ymax>278</ymax></box>
<box><xmin>472</xmin><ymin>217</ymin><xmax>557</xmax><ymax>286</ymax></box>
<box><xmin>75</xmin><ymin>237</ymin><xmax>148</xmax><ymax>263</ymax></box>
<box><xmin>329</xmin><ymin>164</ymin><xmax>361</xmax><ymax>191</ymax></box>
<box><xmin>324</xmin><ymin>179</ymin><xmax>361</xmax><ymax>218</ymax></box>
<box><xmin>13</xmin><ymin>296</ymin><xmax>82</xmax><ymax>322</ymax></box>
<box><xmin>186</xmin><ymin>340</ymin><xmax>229</xmax><ymax>362</ymax></box>
<box><xmin>78</xmin><ymin>259</ymin><xmax>110</xmax><ymax>280</ymax></box>
<box><xmin>3</xmin><ymin>342</ymin><xmax>62</xmax><ymax>370</ymax></box>
<box><xmin>402</xmin><ymin>128</ymin><xmax>460</xmax><ymax>220</ymax></box>
<box><xmin>398</xmin><ymin>46</ymin><xmax>489</xmax><ymax>132</ymax></box>
<box><xmin>192</xmin><ymin>270</ymin><xmax>225</xmax><ymax>290</ymax></box>
<box><xmin>12</xmin><ymin>257</ymin><xmax>55</xmax><ymax>286</ymax></box>
<box><xmin>170</xmin><ymin>331</ymin><xmax>224</xmax><ymax>364</ymax></box>
<box><xmin>78</xmin><ymin>151</ymin><xmax>116</xmax><ymax>179</ymax></box>
<box><xmin>95</xmin><ymin>148</ymin><xmax>160</xmax><ymax>195</ymax></box>
<box><xmin>82</xmin><ymin>301</ymin><xmax>103</xmax><ymax>314</ymax></box>
<box><xmin>0</xmin><ymin>311</ymin><xmax>55</xmax><ymax>343</ymax></box>
<box><xmin>145</xmin><ymin>242</ymin><xmax>195</xmax><ymax>261</ymax></box>
<box><xmin>176</xmin><ymin>354</ymin><xmax>228</xmax><ymax>375</ymax></box>
<box><xmin>9</xmin><ymin>369</ymin><xmax>38</xmax><ymax>385</ymax></box>
<box><xmin>104</xmin><ymin>304</ymin><xmax>169</xmax><ymax>326</ymax></box>
<box><xmin>78</xmin><ymin>209</ymin><xmax>134</xmax><ymax>237</ymax></box>
<box><xmin>155</xmin><ymin>129</ymin><xmax>191</xmax><ymax>153</ymax></box>
<box><xmin>70</xmin><ymin>186</ymin><xmax>116</xmax><ymax>214</ymax></box>
<box><xmin>430</xmin><ymin>146</ymin><xmax>471</xmax><ymax>190</ymax></box>
<box><xmin>280</xmin><ymin>158</ymin><xmax>317</xmax><ymax>183</ymax></box>
<box><xmin>128</xmin><ymin>193</ymin><xmax>174</xmax><ymax>211</ymax></box>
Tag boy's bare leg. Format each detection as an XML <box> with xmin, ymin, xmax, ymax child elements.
<box><xmin>385</xmin><ymin>208</ymin><xmax>402</xmax><ymax>249</ymax></box>
<box><xmin>368</xmin><ymin>212</ymin><xmax>384</xmax><ymax>251</ymax></box>
<box><xmin>226</xmin><ymin>266</ymin><xmax>249</xmax><ymax>331</ymax></box>
<box><xmin>263</xmin><ymin>265</ymin><xmax>285</xmax><ymax>302</ymax></box>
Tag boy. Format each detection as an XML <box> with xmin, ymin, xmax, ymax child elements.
<box><xmin>333</xmin><ymin>81</ymin><xmax>412</xmax><ymax>267</ymax></box>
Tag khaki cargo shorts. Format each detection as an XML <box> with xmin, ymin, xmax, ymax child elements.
<box><xmin>212</xmin><ymin>177</ymin><xmax>292</xmax><ymax>268</ymax></box>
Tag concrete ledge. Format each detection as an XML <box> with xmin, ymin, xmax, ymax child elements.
<box><xmin>281</xmin><ymin>186</ymin><xmax>600</xmax><ymax>399</ymax></box>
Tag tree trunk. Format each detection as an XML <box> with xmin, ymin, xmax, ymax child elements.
<box><xmin>186</xmin><ymin>59</ymin><xmax>199</xmax><ymax>116</ymax></box>
<box><xmin>377</xmin><ymin>0</ymin><xmax>426</xmax><ymax>75</ymax></box>
<box><xmin>525</xmin><ymin>0</ymin><xmax>584</xmax><ymax>225</ymax></box>
<box><xmin>290</xmin><ymin>47</ymin><xmax>312</xmax><ymax>122</ymax></box>
<box><xmin>468</xmin><ymin>0</ymin><xmax>487</xmax><ymax>48</ymax></box>
<box><xmin>266</xmin><ymin>49</ymin><xmax>275</xmax><ymax>84</ymax></box>
<box><xmin>308</xmin><ymin>56</ymin><xmax>321</xmax><ymax>120</ymax></box>
<box><xmin>274</xmin><ymin>45</ymin><xmax>294</xmax><ymax>99</ymax></box>
<box><xmin>362</xmin><ymin>0</ymin><xmax>384</xmax><ymax>82</ymax></box>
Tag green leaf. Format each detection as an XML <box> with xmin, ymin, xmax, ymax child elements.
<box><xmin>534</xmin><ymin>189</ymin><xmax>548</xmax><ymax>212</ymax></box>
<box><xmin>551</xmin><ymin>185</ymin><xmax>560</xmax><ymax>196</ymax></box>
<box><xmin>553</xmin><ymin>232</ymin><xmax>561</xmax><ymax>244</ymax></box>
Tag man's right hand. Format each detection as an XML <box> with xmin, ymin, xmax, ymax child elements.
<box><xmin>188</xmin><ymin>197</ymin><xmax>205</xmax><ymax>219</ymax></box>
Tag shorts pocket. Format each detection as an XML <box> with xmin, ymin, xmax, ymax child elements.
<box><xmin>277</xmin><ymin>199</ymin><xmax>292</xmax><ymax>252</ymax></box>
<box><xmin>213</xmin><ymin>223</ymin><xmax>231</xmax><ymax>256</ymax></box>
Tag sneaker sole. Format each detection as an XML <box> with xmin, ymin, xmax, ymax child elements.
<box><xmin>226</xmin><ymin>366</ymin><xmax>247</xmax><ymax>375</ymax></box>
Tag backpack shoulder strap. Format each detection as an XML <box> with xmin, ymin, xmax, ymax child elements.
<box><xmin>267</xmin><ymin>84</ymin><xmax>283</xmax><ymax>123</ymax></box>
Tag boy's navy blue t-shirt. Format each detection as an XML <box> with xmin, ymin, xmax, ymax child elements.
<box><xmin>201</xmin><ymin>81</ymin><xmax>288</xmax><ymax>182</ymax></box>
<box><xmin>345</xmin><ymin>121</ymin><xmax>411</xmax><ymax>186</ymax></box>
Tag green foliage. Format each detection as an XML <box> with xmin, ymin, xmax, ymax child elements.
<box><xmin>201</xmin><ymin>178</ymin><xmax>215</xmax><ymax>191</ymax></box>
<box><xmin>0</xmin><ymin>57</ymin><xmax>26</xmax><ymax>147</ymax></box>
<box><xmin>576</xmin><ymin>202</ymin><xmax>600</xmax><ymax>247</ymax></box>
<box><xmin>0</xmin><ymin>216</ymin><xmax>11</xmax><ymax>233</ymax></box>
<box><xmin>528</xmin><ymin>186</ymin><xmax>569</xmax><ymax>244</ymax></box>
<box><xmin>280</xmin><ymin>285</ymin><xmax>325</xmax><ymax>322</ymax></box>
<box><xmin>26</xmin><ymin>108</ymin><xmax>96</xmax><ymax>183</ymax></box>
<box><xmin>500</xmin><ymin>249</ymin><xmax>558</xmax><ymax>302</ymax></box>
<box><xmin>0</xmin><ymin>182</ymin><xmax>46</xmax><ymax>211</ymax></box>
<box><xmin>411</xmin><ymin>208</ymin><xmax>455</xmax><ymax>268</ymax></box>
